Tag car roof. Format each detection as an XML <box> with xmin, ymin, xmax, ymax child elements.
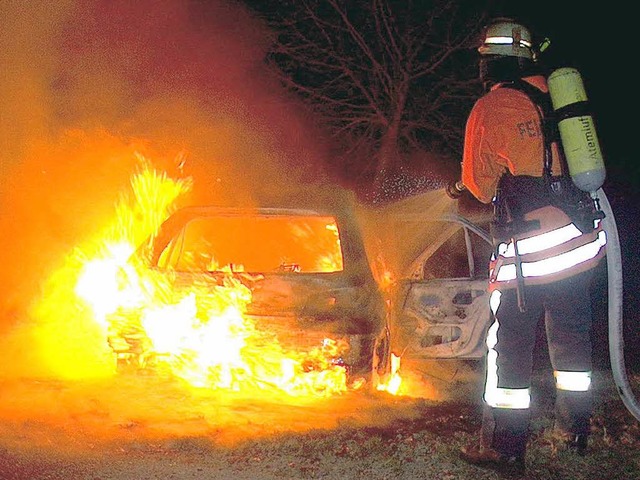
<box><xmin>164</xmin><ymin>205</ymin><xmax>334</xmax><ymax>220</ymax></box>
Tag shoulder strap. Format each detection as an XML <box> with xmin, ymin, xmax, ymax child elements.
<box><xmin>496</xmin><ymin>80</ymin><xmax>604</xmax><ymax>233</ymax></box>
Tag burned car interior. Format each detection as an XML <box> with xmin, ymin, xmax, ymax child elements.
<box><xmin>152</xmin><ymin>208</ymin><xmax>345</xmax><ymax>274</ymax></box>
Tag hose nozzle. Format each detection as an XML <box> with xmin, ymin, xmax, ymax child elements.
<box><xmin>446</xmin><ymin>180</ymin><xmax>466</xmax><ymax>199</ymax></box>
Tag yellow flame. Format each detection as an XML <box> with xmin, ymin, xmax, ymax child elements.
<box><xmin>43</xmin><ymin>155</ymin><xmax>352</xmax><ymax>397</ymax></box>
<box><xmin>29</xmin><ymin>155</ymin><xmax>190</xmax><ymax>380</ymax></box>
<box><xmin>75</xmin><ymin>242</ymin><xmax>142</xmax><ymax>325</ymax></box>
<box><xmin>376</xmin><ymin>354</ymin><xmax>402</xmax><ymax>395</ymax></box>
<box><xmin>24</xmin><ymin>150</ymin><xmax>409</xmax><ymax>400</ymax></box>
<box><xmin>317</xmin><ymin>223</ymin><xmax>343</xmax><ymax>271</ymax></box>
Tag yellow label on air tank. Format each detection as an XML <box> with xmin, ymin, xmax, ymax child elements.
<box><xmin>558</xmin><ymin>116</ymin><xmax>604</xmax><ymax>175</ymax></box>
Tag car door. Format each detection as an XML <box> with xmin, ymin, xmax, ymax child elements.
<box><xmin>389</xmin><ymin>215</ymin><xmax>494</xmax><ymax>361</ymax></box>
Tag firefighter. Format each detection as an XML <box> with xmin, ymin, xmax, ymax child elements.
<box><xmin>457</xmin><ymin>18</ymin><xmax>607</xmax><ymax>474</ymax></box>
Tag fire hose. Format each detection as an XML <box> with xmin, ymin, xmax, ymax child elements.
<box><xmin>446</xmin><ymin>181</ymin><xmax>640</xmax><ymax>421</ymax></box>
<box><xmin>598</xmin><ymin>188</ymin><xmax>640</xmax><ymax>421</ymax></box>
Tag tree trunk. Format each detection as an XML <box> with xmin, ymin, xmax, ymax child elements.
<box><xmin>373</xmin><ymin>127</ymin><xmax>400</xmax><ymax>197</ymax></box>
<box><xmin>372</xmin><ymin>81</ymin><xmax>408</xmax><ymax>201</ymax></box>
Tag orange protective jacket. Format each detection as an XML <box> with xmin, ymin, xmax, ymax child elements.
<box><xmin>461</xmin><ymin>75</ymin><xmax>563</xmax><ymax>203</ymax></box>
<box><xmin>461</xmin><ymin>75</ymin><xmax>606</xmax><ymax>289</ymax></box>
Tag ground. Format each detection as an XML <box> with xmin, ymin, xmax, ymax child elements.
<box><xmin>0</xmin><ymin>362</ymin><xmax>638</xmax><ymax>480</ymax></box>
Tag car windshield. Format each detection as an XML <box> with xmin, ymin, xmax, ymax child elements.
<box><xmin>157</xmin><ymin>213</ymin><xmax>344</xmax><ymax>273</ymax></box>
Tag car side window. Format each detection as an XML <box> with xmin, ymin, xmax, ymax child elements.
<box><xmin>422</xmin><ymin>226</ymin><xmax>492</xmax><ymax>280</ymax></box>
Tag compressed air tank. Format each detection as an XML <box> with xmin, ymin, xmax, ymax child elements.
<box><xmin>547</xmin><ymin>67</ymin><xmax>606</xmax><ymax>192</ymax></box>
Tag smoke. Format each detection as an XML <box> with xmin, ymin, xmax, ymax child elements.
<box><xmin>0</xmin><ymin>0</ymin><xmax>334</xmax><ymax>338</ymax></box>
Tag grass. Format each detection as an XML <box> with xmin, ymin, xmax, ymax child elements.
<box><xmin>194</xmin><ymin>369</ymin><xmax>639</xmax><ymax>479</ymax></box>
<box><xmin>0</xmin><ymin>367</ymin><xmax>637</xmax><ymax>479</ymax></box>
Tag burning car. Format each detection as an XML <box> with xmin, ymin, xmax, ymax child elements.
<box><xmin>75</xmin><ymin>169</ymin><xmax>491</xmax><ymax>398</ymax></box>
<box><xmin>108</xmin><ymin>189</ymin><xmax>389</xmax><ymax>395</ymax></box>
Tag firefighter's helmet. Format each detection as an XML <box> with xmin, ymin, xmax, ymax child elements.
<box><xmin>478</xmin><ymin>18</ymin><xmax>533</xmax><ymax>60</ymax></box>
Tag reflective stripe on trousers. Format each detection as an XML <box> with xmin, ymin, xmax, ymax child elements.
<box><xmin>555</xmin><ymin>370</ymin><xmax>591</xmax><ymax>391</ymax></box>
<box><xmin>484</xmin><ymin>290</ymin><xmax>593</xmax><ymax>409</ymax></box>
<box><xmin>484</xmin><ymin>290</ymin><xmax>531</xmax><ymax>409</ymax></box>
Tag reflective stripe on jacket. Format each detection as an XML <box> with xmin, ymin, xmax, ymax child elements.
<box><xmin>488</xmin><ymin>206</ymin><xmax>606</xmax><ymax>290</ymax></box>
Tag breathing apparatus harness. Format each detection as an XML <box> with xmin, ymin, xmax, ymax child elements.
<box><xmin>490</xmin><ymin>78</ymin><xmax>605</xmax><ymax>311</ymax></box>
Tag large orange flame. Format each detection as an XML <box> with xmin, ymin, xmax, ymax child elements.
<box><xmin>36</xmin><ymin>156</ymin><xmax>351</xmax><ymax>398</ymax></box>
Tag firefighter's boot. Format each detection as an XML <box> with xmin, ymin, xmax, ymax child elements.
<box><xmin>460</xmin><ymin>444</ymin><xmax>526</xmax><ymax>476</ymax></box>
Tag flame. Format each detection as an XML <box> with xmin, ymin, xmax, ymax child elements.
<box><xmin>377</xmin><ymin>353</ymin><xmax>402</xmax><ymax>395</ymax></box>
<box><xmin>26</xmin><ymin>153</ymin><xmax>404</xmax><ymax>399</ymax></box>
<box><xmin>34</xmin><ymin>155</ymin><xmax>351</xmax><ymax>398</ymax></box>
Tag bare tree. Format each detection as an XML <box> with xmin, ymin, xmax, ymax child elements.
<box><xmin>244</xmin><ymin>0</ymin><xmax>490</xmax><ymax>195</ymax></box>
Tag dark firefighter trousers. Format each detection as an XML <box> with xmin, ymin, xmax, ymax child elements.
<box><xmin>482</xmin><ymin>270</ymin><xmax>595</xmax><ymax>458</ymax></box>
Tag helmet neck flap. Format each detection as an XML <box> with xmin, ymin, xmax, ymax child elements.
<box><xmin>479</xmin><ymin>55</ymin><xmax>538</xmax><ymax>90</ymax></box>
